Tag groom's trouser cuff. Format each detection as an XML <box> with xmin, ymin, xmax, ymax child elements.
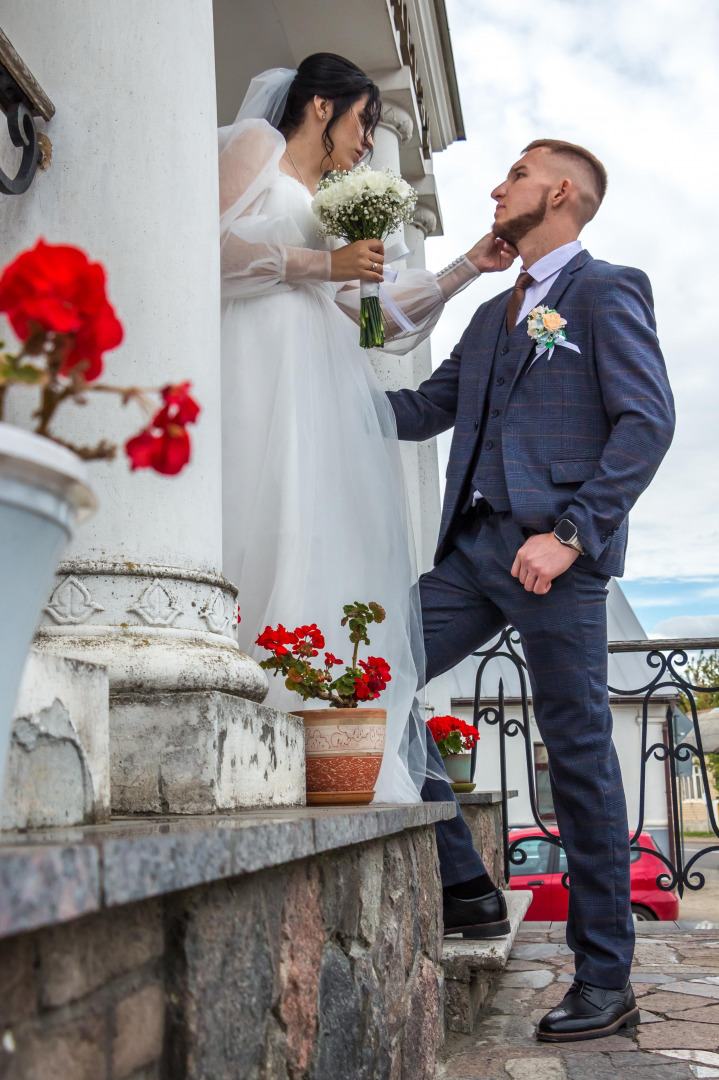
<box><xmin>421</xmin><ymin>723</ymin><xmax>489</xmax><ymax>887</ymax></box>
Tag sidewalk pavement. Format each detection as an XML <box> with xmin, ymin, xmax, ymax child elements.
<box><xmin>436</xmin><ymin>920</ymin><xmax>719</xmax><ymax>1080</ymax></box>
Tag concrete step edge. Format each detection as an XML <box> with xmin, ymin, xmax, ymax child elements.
<box><xmin>442</xmin><ymin>890</ymin><xmax>533</xmax><ymax>980</ymax></box>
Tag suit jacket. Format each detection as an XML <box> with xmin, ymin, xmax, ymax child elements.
<box><xmin>387</xmin><ymin>250</ymin><xmax>675</xmax><ymax>577</ymax></box>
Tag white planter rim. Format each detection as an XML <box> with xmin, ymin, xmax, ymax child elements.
<box><xmin>0</xmin><ymin>423</ymin><xmax>96</xmax><ymax>522</ymax></box>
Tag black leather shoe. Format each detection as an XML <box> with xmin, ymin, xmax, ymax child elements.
<box><xmin>443</xmin><ymin>887</ymin><xmax>511</xmax><ymax>939</ymax></box>
<box><xmin>536</xmin><ymin>980</ymin><xmax>640</xmax><ymax>1042</ymax></box>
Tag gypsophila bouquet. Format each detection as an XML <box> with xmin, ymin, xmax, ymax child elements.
<box><xmin>256</xmin><ymin>601</ymin><xmax>391</xmax><ymax>708</ymax></box>
<box><xmin>312</xmin><ymin>165</ymin><xmax>417</xmax><ymax>348</ymax></box>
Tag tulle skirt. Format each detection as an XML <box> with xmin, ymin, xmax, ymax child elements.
<box><xmin>221</xmin><ymin>280</ymin><xmax>428</xmax><ymax>802</ymax></box>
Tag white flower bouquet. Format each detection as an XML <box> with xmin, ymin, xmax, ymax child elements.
<box><xmin>312</xmin><ymin>164</ymin><xmax>417</xmax><ymax>348</ymax></box>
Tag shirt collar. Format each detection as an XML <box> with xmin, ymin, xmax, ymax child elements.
<box><xmin>525</xmin><ymin>240</ymin><xmax>583</xmax><ymax>285</ymax></box>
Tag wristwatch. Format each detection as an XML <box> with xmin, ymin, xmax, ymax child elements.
<box><xmin>553</xmin><ymin>518</ymin><xmax>586</xmax><ymax>555</ymax></box>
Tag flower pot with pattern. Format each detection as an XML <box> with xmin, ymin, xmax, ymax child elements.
<box><xmin>296</xmin><ymin>708</ymin><xmax>386</xmax><ymax>805</ymax></box>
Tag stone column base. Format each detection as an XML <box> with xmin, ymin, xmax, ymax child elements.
<box><xmin>110</xmin><ymin>692</ymin><xmax>305</xmax><ymax>814</ymax></box>
<box><xmin>2</xmin><ymin>651</ymin><xmax>110</xmax><ymax>830</ymax></box>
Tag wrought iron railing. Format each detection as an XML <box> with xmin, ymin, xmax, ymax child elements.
<box><xmin>0</xmin><ymin>29</ymin><xmax>55</xmax><ymax>195</ymax></box>
<box><xmin>469</xmin><ymin>630</ymin><xmax>719</xmax><ymax>898</ymax></box>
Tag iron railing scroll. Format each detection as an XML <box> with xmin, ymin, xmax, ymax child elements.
<box><xmin>0</xmin><ymin>28</ymin><xmax>55</xmax><ymax>195</ymax></box>
<box><xmin>469</xmin><ymin>630</ymin><xmax>719</xmax><ymax>898</ymax></box>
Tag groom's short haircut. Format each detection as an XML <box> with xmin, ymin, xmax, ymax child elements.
<box><xmin>523</xmin><ymin>139</ymin><xmax>607</xmax><ymax>225</ymax></box>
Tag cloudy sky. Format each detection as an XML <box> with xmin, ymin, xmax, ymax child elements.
<box><xmin>423</xmin><ymin>0</ymin><xmax>719</xmax><ymax>637</ymax></box>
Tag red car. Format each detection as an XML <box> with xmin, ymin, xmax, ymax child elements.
<box><xmin>508</xmin><ymin>827</ymin><xmax>679</xmax><ymax>922</ymax></box>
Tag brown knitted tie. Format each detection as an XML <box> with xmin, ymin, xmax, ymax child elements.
<box><xmin>505</xmin><ymin>270</ymin><xmax>534</xmax><ymax>333</ymax></box>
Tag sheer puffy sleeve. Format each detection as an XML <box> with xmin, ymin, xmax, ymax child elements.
<box><xmin>333</xmin><ymin>255</ymin><xmax>480</xmax><ymax>355</ymax></box>
<box><xmin>219</xmin><ymin>118</ymin><xmax>331</xmax><ymax>299</ymax></box>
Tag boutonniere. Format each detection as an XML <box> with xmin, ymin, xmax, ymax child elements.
<box><xmin>526</xmin><ymin>306</ymin><xmax>581</xmax><ymax>368</ymax></box>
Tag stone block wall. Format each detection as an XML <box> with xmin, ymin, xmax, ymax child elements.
<box><xmin>456</xmin><ymin>794</ymin><xmax>509</xmax><ymax>887</ymax></box>
<box><xmin>0</xmin><ymin>826</ymin><xmax>444</xmax><ymax>1080</ymax></box>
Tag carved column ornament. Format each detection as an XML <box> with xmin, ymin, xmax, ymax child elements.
<box><xmin>411</xmin><ymin>205</ymin><xmax>438</xmax><ymax>238</ymax></box>
<box><xmin>0</xmin><ymin>28</ymin><xmax>55</xmax><ymax>195</ymax></box>
<box><xmin>380</xmin><ymin>104</ymin><xmax>414</xmax><ymax>145</ymax></box>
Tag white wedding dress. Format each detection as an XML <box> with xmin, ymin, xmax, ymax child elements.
<box><xmin>219</xmin><ymin>118</ymin><xmax>477</xmax><ymax>803</ymax></box>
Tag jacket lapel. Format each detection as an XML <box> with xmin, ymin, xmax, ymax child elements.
<box><xmin>507</xmin><ymin>249</ymin><xmax>592</xmax><ymax>398</ymax></box>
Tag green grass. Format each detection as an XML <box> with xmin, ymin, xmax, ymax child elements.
<box><xmin>683</xmin><ymin>830</ymin><xmax>716</xmax><ymax>838</ymax></box>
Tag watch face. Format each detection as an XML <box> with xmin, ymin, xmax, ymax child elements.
<box><xmin>555</xmin><ymin>519</ymin><xmax>577</xmax><ymax>543</ymax></box>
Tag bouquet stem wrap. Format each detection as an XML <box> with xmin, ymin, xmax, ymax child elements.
<box><xmin>312</xmin><ymin>165</ymin><xmax>418</xmax><ymax>349</ymax></box>
<box><xmin>359</xmin><ymin>281</ymin><xmax>384</xmax><ymax>349</ymax></box>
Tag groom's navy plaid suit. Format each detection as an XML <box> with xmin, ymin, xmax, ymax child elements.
<box><xmin>388</xmin><ymin>250</ymin><xmax>675</xmax><ymax>988</ymax></box>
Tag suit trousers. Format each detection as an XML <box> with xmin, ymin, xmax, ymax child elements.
<box><xmin>420</xmin><ymin>510</ymin><xmax>634</xmax><ymax>988</ymax></box>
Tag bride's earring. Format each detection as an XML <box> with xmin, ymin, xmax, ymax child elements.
<box><xmin>322</xmin><ymin>113</ymin><xmax>327</xmax><ymax>119</ymax></box>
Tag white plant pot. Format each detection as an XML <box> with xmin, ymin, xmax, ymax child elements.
<box><xmin>0</xmin><ymin>423</ymin><xmax>95</xmax><ymax>809</ymax></box>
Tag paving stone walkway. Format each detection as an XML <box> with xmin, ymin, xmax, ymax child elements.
<box><xmin>436</xmin><ymin>920</ymin><xmax>719</xmax><ymax>1080</ymax></box>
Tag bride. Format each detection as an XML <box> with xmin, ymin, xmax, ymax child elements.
<box><xmin>219</xmin><ymin>53</ymin><xmax>514</xmax><ymax>803</ymax></box>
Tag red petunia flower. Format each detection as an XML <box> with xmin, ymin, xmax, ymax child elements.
<box><xmin>0</xmin><ymin>239</ymin><xmax>123</xmax><ymax>381</ymax></box>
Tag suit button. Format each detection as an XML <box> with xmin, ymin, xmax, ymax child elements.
<box><xmin>491</xmin><ymin>409</ymin><xmax>500</xmax><ymax>418</ymax></box>
<box><xmin>501</xmin><ymin>346</ymin><xmax>509</xmax><ymax>355</ymax></box>
<box><xmin>485</xmin><ymin>440</ymin><xmax>493</xmax><ymax>450</ymax></box>
<box><xmin>474</xmin><ymin>420</ymin><xmax>479</xmax><ymax>430</ymax></box>
<box><xmin>497</xmin><ymin>377</ymin><xmax>505</xmax><ymax>386</ymax></box>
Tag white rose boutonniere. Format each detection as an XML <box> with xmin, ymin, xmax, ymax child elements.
<box><xmin>526</xmin><ymin>306</ymin><xmax>581</xmax><ymax>368</ymax></box>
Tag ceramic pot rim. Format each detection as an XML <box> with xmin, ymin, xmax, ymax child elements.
<box><xmin>293</xmin><ymin>707</ymin><xmax>387</xmax><ymax>724</ymax></box>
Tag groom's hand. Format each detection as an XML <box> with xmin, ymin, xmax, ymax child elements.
<box><xmin>466</xmin><ymin>233</ymin><xmax>518</xmax><ymax>274</ymax></box>
<box><xmin>511</xmin><ymin>533</ymin><xmax>578</xmax><ymax>595</ymax></box>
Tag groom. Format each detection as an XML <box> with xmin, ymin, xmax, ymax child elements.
<box><xmin>388</xmin><ymin>139</ymin><xmax>674</xmax><ymax>1042</ymax></box>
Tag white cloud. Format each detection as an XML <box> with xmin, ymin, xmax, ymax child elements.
<box><xmin>650</xmin><ymin>614</ymin><xmax>719</xmax><ymax>639</ymax></box>
<box><xmin>427</xmin><ymin>0</ymin><xmax>719</xmax><ymax>581</ymax></box>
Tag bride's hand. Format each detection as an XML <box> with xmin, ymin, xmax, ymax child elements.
<box><xmin>330</xmin><ymin>239</ymin><xmax>385</xmax><ymax>283</ymax></box>
<box><xmin>465</xmin><ymin>234</ymin><xmax>518</xmax><ymax>273</ymax></box>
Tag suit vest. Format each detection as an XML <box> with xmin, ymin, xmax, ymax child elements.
<box><xmin>468</xmin><ymin>315</ymin><xmax>527</xmax><ymax>512</ymax></box>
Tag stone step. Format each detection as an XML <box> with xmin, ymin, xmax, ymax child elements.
<box><xmin>442</xmin><ymin>889</ymin><xmax>533</xmax><ymax>1034</ymax></box>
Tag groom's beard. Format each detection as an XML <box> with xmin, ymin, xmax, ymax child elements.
<box><xmin>493</xmin><ymin>188</ymin><xmax>551</xmax><ymax>246</ymax></box>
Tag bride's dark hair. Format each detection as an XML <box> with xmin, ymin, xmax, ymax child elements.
<box><xmin>278</xmin><ymin>53</ymin><xmax>381</xmax><ymax>163</ymax></box>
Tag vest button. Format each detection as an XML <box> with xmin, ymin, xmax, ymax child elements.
<box><xmin>474</xmin><ymin>420</ymin><xmax>479</xmax><ymax>430</ymax></box>
<box><xmin>501</xmin><ymin>346</ymin><xmax>509</xmax><ymax>355</ymax></box>
<box><xmin>496</xmin><ymin>377</ymin><xmax>505</xmax><ymax>386</ymax></box>
<box><xmin>491</xmin><ymin>409</ymin><xmax>500</xmax><ymax>418</ymax></box>
<box><xmin>485</xmin><ymin>440</ymin><xmax>493</xmax><ymax>450</ymax></box>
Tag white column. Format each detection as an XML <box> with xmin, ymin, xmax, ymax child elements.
<box><xmin>0</xmin><ymin>1</ymin><xmax>266</xmax><ymax>702</ymax></box>
<box><xmin>404</xmin><ymin>205</ymin><xmax>442</xmax><ymax>576</ymax></box>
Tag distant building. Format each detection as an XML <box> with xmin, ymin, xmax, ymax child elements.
<box><xmin>677</xmin><ymin>707</ymin><xmax>719</xmax><ymax>832</ymax></box>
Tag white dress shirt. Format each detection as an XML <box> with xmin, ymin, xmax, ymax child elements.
<box><xmin>517</xmin><ymin>240</ymin><xmax>583</xmax><ymax>323</ymax></box>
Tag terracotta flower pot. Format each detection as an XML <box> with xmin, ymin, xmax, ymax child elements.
<box><xmin>295</xmin><ymin>708</ymin><xmax>386</xmax><ymax>806</ymax></box>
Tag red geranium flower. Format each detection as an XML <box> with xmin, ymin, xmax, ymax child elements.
<box><xmin>0</xmin><ymin>239</ymin><xmax>123</xmax><ymax>381</ymax></box>
<box><xmin>354</xmin><ymin>677</ymin><xmax>375</xmax><ymax>701</ymax></box>
<box><xmin>256</xmin><ymin>624</ymin><xmax>298</xmax><ymax>656</ymax></box>
<box><xmin>292</xmin><ymin>623</ymin><xmax>325</xmax><ymax>657</ymax></box>
<box><xmin>125</xmin><ymin>381</ymin><xmax>200</xmax><ymax>476</ymax></box>
<box><xmin>324</xmin><ymin>652</ymin><xmax>343</xmax><ymax>667</ymax></box>
<box><xmin>427</xmin><ymin>715</ymin><xmax>480</xmax><ymax>751</ymax></box>
<box><xmin>126</xmin><ymin>423</ymin><xmax>190</xmax><ymax>476</ymax></box>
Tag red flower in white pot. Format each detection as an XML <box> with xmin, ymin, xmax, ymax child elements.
<box><xmin>0</xmin><ymin>238</ymin><xmax>200</xmax><ymax>470</ymax></box>
<box><xmin>0</xmin><ymin>239</ymin><xmax>201</xmax><ymax>812</ymax></box>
